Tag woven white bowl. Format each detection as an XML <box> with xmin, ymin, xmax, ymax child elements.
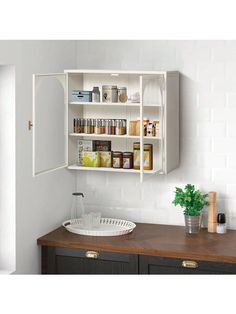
<box><xmin>62</xmin><ymin>217</ymin><xmax>136</xmax><ymax>237</ymax></box>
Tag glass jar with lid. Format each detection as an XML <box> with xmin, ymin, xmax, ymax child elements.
<box><xmin>118</xmin><ymin>87</ymin><xmax>128</xmax><ymax>103</ymax></box>
<box><xmin>123</xmin><ymin>152</ymin><xmax>133</xmax><ymax>169</ymax></box>
<box><xmin>102</xmin><ymin>85</ymin><xmax>118</xmax><ymax>103</ymax></box>
<box><xmin>112</xmin><ymin>151</ymin><xmax>123</xmax><ymax>168</ymax></box>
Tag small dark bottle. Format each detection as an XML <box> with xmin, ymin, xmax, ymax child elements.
<box><xmin>216</xmin><ymin>213</ymin><xmax>227</xmax><ymax>234</ymax></box>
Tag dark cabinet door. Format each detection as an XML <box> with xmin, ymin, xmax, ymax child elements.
<box><xmin>42</xmin><ymin>246</ymin><xmax>138</xmax><ymax>274</ymax></box>
<box><xmin>139</xmin><ymin>255</ymin><xmax>236</xmax><ymax>274</ymax></box>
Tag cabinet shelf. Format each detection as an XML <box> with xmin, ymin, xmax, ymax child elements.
<box><xmin>67</xmin><ymin>164</ymin><xmax>160</xmax><ymax>174</ymax></box>
<box><xmin>69</xmin><ymin>101</ymin><xmax>161</xmax><ymax>107</ymax></box>
<box><xmin>69</xmin><ymin>133</ymin><xmax>161</xmax><ymax>140</ymax></box>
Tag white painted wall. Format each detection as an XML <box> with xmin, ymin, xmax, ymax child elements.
<box><xmin>0</xmin><ymin>41</ymin><xmax>76</xmax><ymax>274</ymax></box>
<box><xmin>2</xmin><ymin>40</ymin><xmax>236</xmax><ymax>274</ymax></box>
<box><xmin>0</xmin><ymin>65</ymin><xmax>15</xmax><ymax>273</ymax></box>
<box><xmin>76</xmin><ymin>40</ymin><xmax>236</xmax><ymax>229</ymax></box>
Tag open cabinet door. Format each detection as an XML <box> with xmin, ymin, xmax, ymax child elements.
<box><xmin>141</xmin><ymin>73</ymin><xmax>166</xmax><ymax>182</ymax></box>
<box><xmin>32</xmin><ymin>73</ymin><xmax>68</xmax><ymax>177</ymax></box>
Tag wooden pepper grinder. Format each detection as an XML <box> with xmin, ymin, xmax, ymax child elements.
<box><xmin>208</xmin><ymin>192</ymin><xmax>217</xmax><ymax>233</ymax></box>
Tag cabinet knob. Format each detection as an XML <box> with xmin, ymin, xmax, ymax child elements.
<box><xmin>85</xmin><ymin>251</ymin><xmax>99</xmax><ymax>259</ymax></box>
<box><xmin>182</xmin><ymin>260</ymin><xmax>198</xmax><ymax>269</ymax></box>
<box><xmin>28</xmin><ymin>120</ymin><xmax>33</xmax><ymax>130</ymax></box>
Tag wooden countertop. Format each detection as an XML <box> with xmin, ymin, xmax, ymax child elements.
<box><xmin>37</xmin><ymin>223</ymin><xmax>236</xmax><ymax>264</ymax></box>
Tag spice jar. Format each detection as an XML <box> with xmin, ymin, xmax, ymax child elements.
<box><xmin>73</xmin><ymin>118</ymin><xmax>77</xmax><ymax>133</ymax></box>
<box><xmin>91</xmin><ymin>119</ymin><xmax>96</xmax><ymax>133</ymax></box>
<box><xmin>123</xmin><ymin>152</ymin><xmax>133</xmax><ymax>169</ymax></box>
<box><xmin>111</xmin><ymin>119</ymin><xmax>116</xmax><ymax>135</ymax></box>
<box><xmin>147</xmin><ymin>122</ymin><xmax>153</xmax><ymax>137</ymax></box>
<box><xmin>153</xmin><ymin>120</ymin><xmax>160</xmax><ymax>137</ymax></box>
<box><xmin>84</xmin><ymin>119</ymin><xmax>92</xmax><ymax>134</ymax></box>
<box><xmin>81</xmin><ymin>118</ymin><xmax>85</xmax><ymax>133</ymax></box>
<box><xmin>105</xmin><ymin>119</ymin><xmax>112</xmax><ymax>134</ymax></box>
<box><xmin>118</xmin><ymin>87</ymin><xmax>128</xmax><ymax>103</ymax></box>
<box><xmin>112</xmin><ymin>151</ymin><xmax>123</xmax><ymax>168</ymax></box>
<box><xmin>122</xmin><ymin>119</ymin><xmax>127</xmax><ymax>134</ymax></box>
<box><xmin>74</xmin><ymin>118</ymin><xmax>83</xmax><ymax>133</ymax></box>
<box><xmin>78</xmin><ymin>118</ymin><xmax>84</xmax><ymax>133</ymax></box>
<box><xmin>115</xmin><ymin>119</ymin><xmax>122</xmax><ymax>135</ymax></box>
<box><xmin>102</xmin><ymin>85</ymin><xmax>118</xmax><ymax>103</ymax></box>
<box><xmin>143</xmin><ymin>117</ymin><xmax>149</xmax><ymax>136</ymax></box>
<box><xmin>95</xmin><ymin>119</ymin><xmax>103</xmax><ymax>134</ymax></box>
<box><xmin>101</xmin><ymin>119</ymin><xmax>105</xmax><ymax>134</ymax></box>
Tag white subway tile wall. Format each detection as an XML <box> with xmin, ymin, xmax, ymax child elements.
<box><xmin>75</xmin><ymin>40</ymin><xmax>236</xmax><ymax>229</ymax></box>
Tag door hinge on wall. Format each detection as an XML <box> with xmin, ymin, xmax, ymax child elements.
<box><xmin>28</xmin><ymin>120</ymin><xmax>33</xmax><ymax>130</ymax></box>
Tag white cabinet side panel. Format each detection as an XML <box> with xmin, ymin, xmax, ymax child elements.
<box><xmin>165</xmin><ymin>72</ymin><xmax>179</xmax><ymax>173</ymax></box>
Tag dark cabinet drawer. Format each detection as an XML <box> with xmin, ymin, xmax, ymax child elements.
<box><xmin>139</xmin><ymin>255</ymin><xmax>236</xmax><ymax>274</ymax></box>
<box><xmin>42</xmin><ymin>246</ymin><xmax>138</xmax><ymax>274</ymax></box>
<box><xmin>41</xmin><ymin>246</ymin><xmax>236</xmax><ymax>274</ymax></box>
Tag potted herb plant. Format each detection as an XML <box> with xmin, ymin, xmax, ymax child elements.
<box><xmin>172</xmin><ymin>184</ymin><xmax>209</xmax><ymax>234</ymax></box>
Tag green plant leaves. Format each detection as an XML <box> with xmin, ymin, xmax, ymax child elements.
<box><xmin>172</xmin><ymin>184</ymin><xmax>209</xmax><ymax>216</ymax></box>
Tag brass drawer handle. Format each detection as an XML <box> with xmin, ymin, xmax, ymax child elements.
<box><xmin>182</xmin><ymin>260</ymin><xmax>198</xmax><ymax>269</ymax></box>
<box><xmin>85</xmin><ymin>251</ymin><xmax>99</xmax><ymax>259</ymax></box>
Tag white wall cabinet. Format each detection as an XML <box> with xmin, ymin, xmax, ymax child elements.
<box><xmin>32</xmin><ymin>70</ymin><xmax>179</xmax><ymax>182</ymax></box>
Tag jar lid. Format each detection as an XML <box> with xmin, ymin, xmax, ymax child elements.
<box><xmin>113</xmin><ymin>151</ymin><xmax>122</xmax><ymax>155</ymax></box>
<box><xmin>123</xmin><ymin>152</ymin><xmax>133</xmax><ymax>155</ymax></box>
<box><xmin>217</xmin><ymin>213</ymin><xmax>226</xmax><ymax>224</ymax></box>
<box><xmin>102</xmin><ymin>85</ymin><xmax>117</xmax><ymax>89</ymax></box>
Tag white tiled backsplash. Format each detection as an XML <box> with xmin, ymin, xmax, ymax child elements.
<box><xmin>76</xmin><ymin>40</ymin><xmax>236</xmax><ymax>229</ymax></box>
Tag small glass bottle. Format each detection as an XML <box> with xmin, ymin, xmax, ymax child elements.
<box><xmin>91</xmin><ymin>119</ymin><xmax>96</xmax><ymax>133</ymax></box>
<box><xmin>105</xmin><ymin>119</ymin><xmax>112</xmax><ymax>134</ymax></box>
<box><xmin>122</xmin><ymin>119</ymin><xmax>127</xmax><ymax>135</ymax></box>
<box><xmin>70</xmin><ymin>192</ymin><xmax>85</xmax><ymax>220</ymax></box>
<box><xmin>115</xmin><ymin>119</ymin><xmax>122</xmax><ymax>135</ymax></box>
<box><xmin>81</xmin><ymin>118</ymin><xmax>85</xmax><ymax>133</ymax></box>
<box><xmin>95</xmin><ymin>119</ymin><xmax>101</xmax><ymax>134</ymax></box>
<box><xmin>84</xmin><ymin>119</ymin><xmax>92</xmax><ymax>134</ymax></box>
<box><xmin>217</xmin><ymin>213</ymin><xmax>227</xmax><ymax>234</ymax></box>
<box><xmin>73</xmin><ymin>118</ymin><xmax>77</xmax><ymax>133</ymax></box>
<box><xmin>101</xmin><ymin>119</ymin><xmax>105</xmax><ymax>134</ymax></box>
<box><xmin>111</xmin><ymin>119</ymin><xmax>116</xmax><ymax>135</ymax></box>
